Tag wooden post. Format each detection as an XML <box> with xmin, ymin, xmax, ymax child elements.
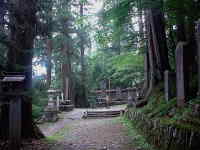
<box><xmin>56</xmin><ymin>95</ymin><xmax>60</xmax><ymax>111</ymax></box>
<box><xmin>196</xmin><ymin>20</ymin><xmax>200</xmax><ymax>96</ymax></box>
<box><xmin>9</xmin><ymin>97</ymin><xmax>21</xmax><ymax>150</ymax></box>
<box><xmin>176</xmin><ymin>42</ymin><xmax>187</xmax><ymax>107</ymax></box>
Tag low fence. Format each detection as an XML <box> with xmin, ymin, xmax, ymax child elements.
<box><xmin>125</xmin><ymin>109</ymin><xmax>200</xmax><ymax>150</ymax></box>
<box><xmin>91</xmin><ymin>88</ymin><xmax>138</xmax><ymax>107</ymax></box>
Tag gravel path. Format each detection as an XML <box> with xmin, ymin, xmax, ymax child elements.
<box><xmin>39</xmin><ymin>106</ymin><xmax>135</xmax><ymax>150</ymax></box>
<box><xmin>40</xmin><ymin>109</ymin><xmax>85</xmax><ymax>136</ymax></box>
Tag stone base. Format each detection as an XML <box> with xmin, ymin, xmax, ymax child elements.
<box><xmin>43</xmin><ymin>111</ymin><xmax>58</xmax><ymax>122</ymax></box>
<box><xmin>59</xmin><ymin>104</ymin><xmax>74</xmax><ymax>112</ymax></box>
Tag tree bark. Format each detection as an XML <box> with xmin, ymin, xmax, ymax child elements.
<box><xmin>77</xmin><ymin>2</ymin><xmax>87</xmax><ymax>107</ymax></box>
<box><xmin>61</xmin><ymin>43</ymin><xmax>73</xmax><ymax>101</ymax></box>
<box><xmin>46</xmin><ymin>38</ymin><xmax>53</xmax><ymax>89</ymax></box>
<box><xmin>143</xmin><ymin>10</ymin><xmax>156</xmax><ymax>102</ymax></box>
<box><xmin>176</xmin><ymin>0</ymin><xmax>186</xmax><ymax>42</ymax></box>
<box><xmin>0</xmin><ymin>0</ymin><xmax>6</xmax><ymax>30</ymax></box>
<box><xmin>138</xmin><ymin>0</ymin><xmax>144</xmax><ymax>48</ymax></box>
<box><xmin>196</xmin><ymin>21</ymin><xmax>200</xmax><ymax>96</ymax></box>
<box><xmin>142</xmin><ymin>0</ymin><xmax>170</xmax><ymax>103</ymax></box>
<box><xmin>149</xmin><ymin>6</ymin><xmax>170</xmax><ymax>80</ymax></box>
<box><xmin>1</xmin><ymin>0</ymin><xmax>44</xmax><ymax>139</ymax></box>
<box><xmin>175</xmin><ymin>2</ymin><xmax>196</xmax><ymax>99</ymax></box>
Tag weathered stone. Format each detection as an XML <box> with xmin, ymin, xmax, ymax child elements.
<box><xmin>105</xmin><ymin>94</ymin><xmax>111</xmax><ymax>108</ymax></box>
<box><xmin>43</xmin><ymin>100</ymin><xmax>58</xmax><ymax>122</ymax></box>
<box><xmin>116</xmin><ymin>87</ymin><xmax>121</xmax><ymax>100</ymax></box>
<box><xmin>193</xmin><ymin>104</ymin><xmax>200</xmax><ymax>117</ymax></box>
<box><xmin>176</xmin><ymin>42</ymin><xmax>187</xmax><ymax>107</ymax></box>
<box><xmin>127</xmin><ymin>89</ymin><xmax>137</xmax><ymax>107</ymax></box>
<box><xmin>43</xmin><ymin>89</ymin><xmax>62</xmax><ymax>122</ymax></box>
<box><xmin>127</xmin><ymin>95</ymin><xmax>133</xmax><ymax>107</ymax></box>
<box><xmin>164</xmin><ymin>70</ymin><xmax>176</xmax><ymax>101</ymax></box>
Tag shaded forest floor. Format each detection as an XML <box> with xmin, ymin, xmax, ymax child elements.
<box><xmin>37</xmin><ymin>106</ymin><xmax>135</xmax><ymax>150</ymax></box>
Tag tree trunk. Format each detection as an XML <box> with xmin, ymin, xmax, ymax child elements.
<box><xmin>138</xmin><ymin>1</ymin><xmax>147</xmax><ymax>98</ymax></box>
<box><xmin>149</xmin><ymin>6</ymin><xmax>170</xmax><ymax>80</ymax></box>
<box><xmin>46</xmin><ymin>38</ymin><xmax>53</xmax><ymax>89</ymax></box>
<box><xmin>138</xmin><ymin>0</ymin><xmax>144</xmax><ymax>48</ymax></box>
<box><xmin>142</xmin><ymin>0</ymin><xmax>170</xmax><ymax>103</ymax></box>
<box><xmin>1</xmin><ymin>0</ymin><xmax>43</xmax><ymax>139</ymax></box>
<box><xmin>175</xmin><ymin>2</ymin><xmax>196</xmax><ymax>99</ymax></box>
<box><xmin>143</xmin><ymin>10</ymin><xmax>156</xmax><ymax>102</ymax></box>
<box><xmin>140</xmin><ymin>50</ymin><xmax>149</xmax><ymax>98</ymax></box>
<box><xmin>80</xmin><ymin>3</ymin><xmax>85</xmax><ymax>85</ymax></box>
<box><xmin>77</xmin><ymin>2</ymin><xmax>87</xmax><ymax>107</ymax></box>
<box><xmin>0</xmin><ymin>0</ymin><xmax>6</xmax><ymax>30</ymax></box>
<box><xmin>45</xmin><ymin>0</ymin><xmax>53</xmax><ymax>89</ymax></box>
<box><xmin>176</xmin><ymin>0</ymin><xmax>186</xmax><ymax>42</ymax></box>
<box><xmin>196</xmin><ymin>21</ymin><xmax>200</xmax><ymax>96</ymax></box>
<box><xmin>61</xmin><ymin>43</ymin><xmax>73</xmax><ymax>101</ymax></box>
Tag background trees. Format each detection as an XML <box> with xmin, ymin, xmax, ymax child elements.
<box><xmin>93</xmin><ymin>0</ymin><xmax>200</xmax><ymax>107</ymax></box>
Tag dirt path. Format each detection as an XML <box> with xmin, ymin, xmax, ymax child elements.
<box><xmin>39</xmin><ymin>106</ymin><xmax>135</xmax><ymax>150</ymax></box>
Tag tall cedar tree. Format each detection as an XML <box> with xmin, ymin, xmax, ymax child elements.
<box><xmin>0</xmin><ymin>0</ymin><xmax>43</xmax><ymax>139</ymax></box>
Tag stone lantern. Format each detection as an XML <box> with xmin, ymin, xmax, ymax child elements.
<box><xmin>43</xmin><ymin>89</ymin><xmax>61</xmax><ymax>122</ymax></box>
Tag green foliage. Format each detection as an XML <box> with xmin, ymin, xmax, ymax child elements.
<box><xmin>132</xmin><ymin>87</ymin><xmax>200</xmax><ymax>132</ymax></box>
<box><xmin>95</xmin><ymin>0</ymin><xmax>139</xmax><ymax>53</ymax></box>
<box><xmin>108</xmin><ymin>52</ymin><xmax>144</xmax><ymax>87</ymax></box>
<box><xmin>148</xmin><ymin>98</ymin><xmax>176</xmax><ymax>118</ymax></box>
<box><xmin>32</xmin><ymin>79</ymin><xmax>48</xmax><ymax>119</ymax></box>
<box><xmin>32</xmin><ymin>96</ymin><xmax>48</xmax><ymax>119</ymax></box>
<box><xmin>88</xmin><ymin>51</ymin><xmax>144</xmax><ymax>90</ymax></box>
<box><xmin>120</xmin><ymin>117</ymin><xmax>156</xmax><ymax>150</ymax></box>
<box><xmin>32</xmin><ymin>104</ymin><xmax>44</xmax><ymax>119</ymax></box>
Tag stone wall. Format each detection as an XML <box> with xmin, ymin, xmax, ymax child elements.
<box><xmin>125</xmin><ymin>109</ymin><xmax>200</xmax><ymax>150</ymax></box>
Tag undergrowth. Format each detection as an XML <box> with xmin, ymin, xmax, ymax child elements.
<box><xmin>130</xmin><ymin>86</ymin><xmax>200</xmax><ymax>132</ymax></box>
<box><xmin>120</xmin><ymin>117</ymin><xmax>157</xmax><ymax>150</ymax></box>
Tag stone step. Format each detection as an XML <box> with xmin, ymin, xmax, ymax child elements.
<box><xmin>83</xmin><ymin>110</ymin><xmax>123</xmax><ymax>118</ymax></box>
<box><xmin>85</xmin><ymin>114</ymin><xmax>119</xmax><ymax>118</ymax></box>
<box><xmin>96</xmin><ymin>101</ymin><xmax>127</xmax><ymax>104</ymax></box>
<box><xmin>87</xmin><ymin>110</ymin><xmax>120</xmax><ymax>114</ymax></box>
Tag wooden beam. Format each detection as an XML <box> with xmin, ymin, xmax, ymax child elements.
<box><xmin>9</xmin><ymin>97</ymin><xmax>21</xmax><ymax>150</ymax></box>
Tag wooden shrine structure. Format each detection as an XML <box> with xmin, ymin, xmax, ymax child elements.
<box><xmin>0</xmin><ymin>74</ymin><xmax>25</xmax><ymax>150</ymax></box>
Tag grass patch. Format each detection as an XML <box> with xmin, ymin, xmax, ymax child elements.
<box><xmin>47</xmin><ymin>125</ymin><xmax>70</xmax><ymax>141</ymax></box>
<box><xmin>119</xmin><ymin>117</ymin><xmax>157</xmax><ymax>150</ymax></box>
